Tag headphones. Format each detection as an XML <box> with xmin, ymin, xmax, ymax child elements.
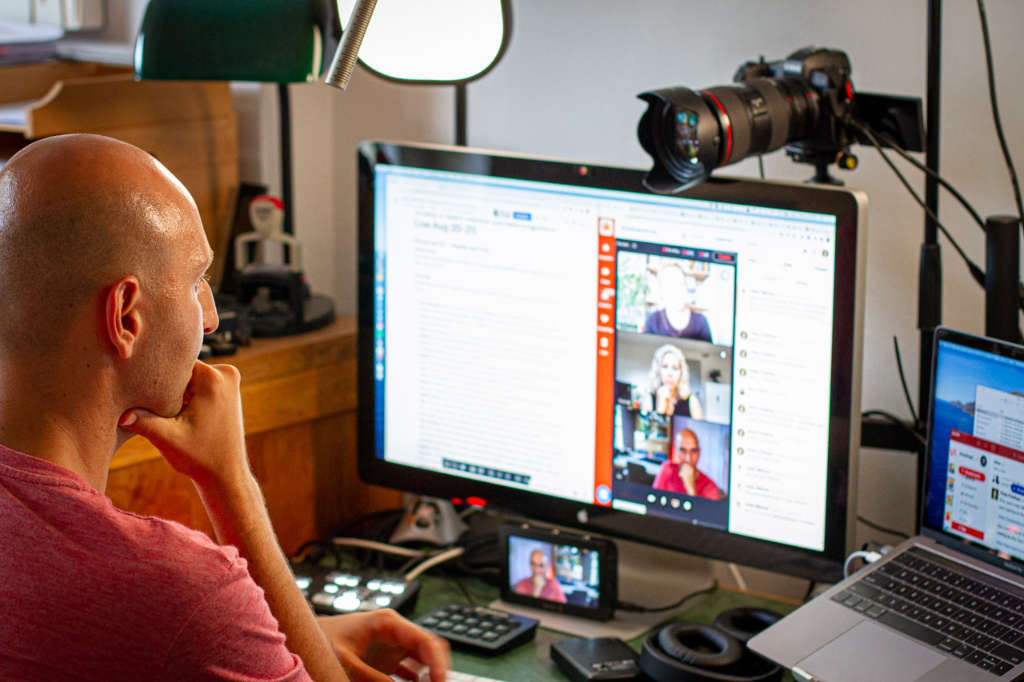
<box><xmin>639</xmin><ymin>607</ymin><xmax>783</xmax><ymax>682</ymax></box>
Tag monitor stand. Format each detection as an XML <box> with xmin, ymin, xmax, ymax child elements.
<box><xmin>491</xmin><ymin>538</ymin><xmax>715</xmax><ymax>640</ymax></box>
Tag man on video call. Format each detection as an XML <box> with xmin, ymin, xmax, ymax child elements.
<box><xmin>513</xmin><ymin>549</ymin><xmax>567</xmax><ymax>603</ymax></box>
<box><xmin>652</xmin><ymin>428</ymin><xmax>724</xmax><ymax>501</ymax></box>
<box><xmin>0</xmin><ymin>134</ymin><xmax>448</xmax><ymax>681</ymax></box>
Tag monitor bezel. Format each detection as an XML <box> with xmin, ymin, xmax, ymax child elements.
<box><xmin>356</xmin><ymin>140</ymin><xmax>864</xmax><ymax>582</ymax></box>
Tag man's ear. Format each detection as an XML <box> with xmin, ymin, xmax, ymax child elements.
<box><xmin>105</xmin><ymin>276</ymin><xmax>142</xmax><ymax>359</ymax></box>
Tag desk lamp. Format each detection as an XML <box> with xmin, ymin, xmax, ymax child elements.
<box><xmin>134</xmin><ymin>0</ymin><xmax>335</xmax><ymax>336</ymax></box>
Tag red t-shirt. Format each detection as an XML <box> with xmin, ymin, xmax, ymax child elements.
<box><xmin>0</xmin><ymin>444</ymin><xmax>310</xmax><ymax>681</ymax></box>
<box><xmin>652</xmin><ymin>461</ymin><xmax>722</xmax><ymax>500</ymax></box>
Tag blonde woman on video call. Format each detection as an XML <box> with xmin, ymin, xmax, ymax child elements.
<box><xmin>641</xmin><ymin>344</ymin><xmax>704</xmax><ymax>419</ymax></box>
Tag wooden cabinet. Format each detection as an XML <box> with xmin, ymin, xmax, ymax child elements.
<box><xmin>105</xmin><ymin>317</ymin><xmax>401</xmax><ymax>555</ymax></box>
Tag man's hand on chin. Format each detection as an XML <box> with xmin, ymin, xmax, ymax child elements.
<box><xmin>118</xmin><ymin>360</ymin><xmax>249</xmax><ymax>489</ymax></box>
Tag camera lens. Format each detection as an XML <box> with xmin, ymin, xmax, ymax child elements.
<box><xmin>638</xmin><ymin>77</ymin><xmax>819</xmax><ymax>194</ymax></box>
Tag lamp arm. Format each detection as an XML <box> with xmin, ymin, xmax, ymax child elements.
<box><xmin>324</xmin><ymin>0</ymin><xmax>377</xmax><ymax>90</ymax></box>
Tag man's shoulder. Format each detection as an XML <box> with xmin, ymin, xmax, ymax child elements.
<box><xmin>115</xmin><ymin>510</ymin><xmax>249</xmax><ymax>586</ymax></box>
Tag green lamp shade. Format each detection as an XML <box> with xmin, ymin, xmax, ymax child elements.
<box><xmin>135</xmin><ymin>0</ymin><xmax>325</xmax><ymax>83</ymax></box>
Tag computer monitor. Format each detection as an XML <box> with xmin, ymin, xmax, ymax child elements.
<box><xmin>357</xmin><ymin>141</ymin><xmax>866</xmax><ymax>582</ymax></box>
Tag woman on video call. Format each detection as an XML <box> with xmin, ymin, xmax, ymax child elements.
<box><xmin>642</xmin><ymin>344</ymin><xmax>704</xmax><ymax>419</ymax></box>
<box><xmin>644</xmin><ymin>262</ymin><xmax>713</xmax><ymax>343</ymax></box>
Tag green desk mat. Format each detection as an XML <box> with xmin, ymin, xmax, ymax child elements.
<box><xmin>412</xmin><ymin>573</ymin><xmax>800</xmax><ymax>682</ymax></box>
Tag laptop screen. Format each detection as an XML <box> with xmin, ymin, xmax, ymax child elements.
<box><xmin>924</xmin><ymin>329</ymin><xmax>1024</xmax><ymax>572</ymax></box>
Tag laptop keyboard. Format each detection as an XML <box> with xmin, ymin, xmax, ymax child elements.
<box><xmin>832</xmin><ymin>546</ymin><xmax>1024</xmax><ymax>676</ymax></box>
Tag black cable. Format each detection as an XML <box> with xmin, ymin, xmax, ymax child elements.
<box><xmin>851</xmin><ymin>120</ymin><xmax>986</xmax><ymax>287</ymax></box>
<box><xmin>866</xmin><ymin>124</ymin><xmax>1024</xmax><ymax>314</ymax></box>
<box><xmin>977</xmin><ymin>0</ymin><xmax>1024</xmax><ymax>234</ymax></box>
<box><xmin>862</xmin><ymin>410</ymin><xmax>926</xmax><ymax>447</ymax></box>
<box><xmin>757</xmin><ymin>155</ymin><xmax>766</xmax><ymax>180</ymax></box>
<box><xmin>617</xmin><ymin>578</ymin><xmax>718</xmax><ymax>613</ymax></box>
<box><xmin>892</xmin><ymin>336</ymin><xmax>918</xmax><ymax>425</ymax></box>
<box><xmin>869</xmin><ymin>128</ymin><xmax>986</xmax><ymax>232</ymax></box>
<box><xmin>802</xmin><ymin>580</ymin><xmax>817</xmax><ymax>604</ymax></box>
<box><xmin>856</xmin><ymin>515</ymin><xmax>910</xmax><ymax>540</ymax></box>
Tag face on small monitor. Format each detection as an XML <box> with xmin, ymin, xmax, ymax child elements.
<box><xmin>358</xmin><ymin>141</ymin><xmax>865</xmax><ymax>581</ymax></box>
<box><xmin>507</xmin><ymin>536</ymin><xmax>599</xmax><ymax>607</ymax></box>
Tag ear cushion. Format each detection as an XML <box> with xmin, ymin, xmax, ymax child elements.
<box><xmin>640</xmin><ymin>619</ymin><xmax>785</xmax><ymax>682</ymax></box>
<box><xmin>656</xmin><ymin>622</ymin><xmax>743</xmax><ymax>668</ymax></box>
<box><xmin>712</xmin><ymin>607</ymin><xmax>782</xmax><ymax>644</ymax></box>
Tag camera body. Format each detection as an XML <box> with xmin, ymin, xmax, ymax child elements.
<box><xmin>638</xmin><ymin>47</ymin><xmax>856</xmax><ymax>193</ymax></box>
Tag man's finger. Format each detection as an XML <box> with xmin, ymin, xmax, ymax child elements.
<box><xmin>119</xmin><ymin>407</ymin><xmax>175</xmax><ymax>442</ymax></box>
<box><xmin>366</xmin><ymin>612</ymin><xmax>450</xmax><ymax>682</ymax></box>
<box><xmin>336</xmin><ymin>644</ymin><xmax>394</xmax><ymax>682</ymax></box>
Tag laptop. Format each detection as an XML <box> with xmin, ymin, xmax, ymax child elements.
<box><xmin>749</xmin><ymin>327</ymin><xmax>1024</xmax><ymax>681</ymax></box>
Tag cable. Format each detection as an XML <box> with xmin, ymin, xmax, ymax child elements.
<box><xmin>862</xmin><ymin>410</ymin><xmax>926</xmax><ymax>447</ymax></box>
<box><xmin>850</xmin><ymin>120</ymin><xmax>986</xmax><ymax>287</ymax></box>
<box><xmin>404</xmin><ymin>546</ymin><xmax>466</xmax><ymax>581</ymax></box>
<box><xmin>866</xmin><ymin>123</ymin><xmax>1024</xmax><ymax>314</ymax></box>
<box><xmin>617</xmin><ymin>578</ymin><xmax>718</xmax><ymax>613</ymax></box>
<box><xmin>727</xmin><ymin>563</ymin><xmax>748</xmax><ymax>592</ymax></box>
<box><xmin>802</xmin><ymin>580</ymin><xmax>817</xmax><ymax>604</ymax></box>
<box><xmin>977</xmin><ymin>0</ymin><xmax>1024</xmax><ymax>234</ymax></box>
<box><xmin>892</xmin><ymin>335</ymin><xmax>918</xmax><ymax>426</ymax></box>
<box><xmin>332</xmin><ymin>537</ymin><xmax>426</xmax><ymax>558</ymax></box>
<box><xmin>856</xmin><ymin>514</ymin><xmax>910</xmax><ymax>541</ymax></box>
<box><xmin>843</xmin><ymin>549</ymin><xmax>882</xmax><ymax>579</ymax></box>
<box><xmin>869</xmin><ymin>129</ymin><xmax>987</xmax><ymax>232</ymax></box>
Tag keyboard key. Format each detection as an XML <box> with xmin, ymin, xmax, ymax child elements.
<box><xmin>952</xmin><ymin>644</ymin><xmax>975</xmax><ymax>659</ymax></box>
<box><xmin>850</xmin><ymin>582</ymin><xmax>882</xmax><ymax>601</ymax></box>
<box><xmin>988</xmin><ymin>623</ymin><xmax>1009</xmax><ymax>640</ymax></box>
<box><xmin>999</xmin><ymin>629</ymin><xmax>1022</xmax><ymax>644</ymax></box>
<box><xmin>942</xmin><ymin>622</ymin><xmax>968</xmax><ymax>640</ymax></box>
<box><xmin>992</xmin><ymin>660</ymin><xmax>1012</xmax><ymax>676</ymax></box>
<box><xmin>831</xmin><ymin>590</ymin><xmax>852</xmax><ymax>604</ymax></box>
<box><xmin>992</xmin><ymin>643</ymin><xmax>1024</xmax><ymax>666</ymax></box>
<box><xmin>865</xmin><ymin>605</ymin><xmax>887</xmax><ymax>619</ymax></box>
<box><xmin>966</xmin><ymin>632</ymin><xmax>997</xmax><ymax>651</ymax></box>
<box><xmin>974</xmin><ymin>619</ymin><xmax>997</xmax><ymax>634</ymax></box>
<box><xmin>878</xmin><ymin>612</ymin><xmax>943</xmax><ymax>647</ymax></box>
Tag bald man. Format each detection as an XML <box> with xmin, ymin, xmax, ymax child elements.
<box><xmin>0</xmin><ymin>135</ymin><xmax>448</xmax><ymax>682</ymax></box>
<box><xmin>652</xmin><ymin>428</ymin><xmax>723</xmax><ymax>501</ymax></box>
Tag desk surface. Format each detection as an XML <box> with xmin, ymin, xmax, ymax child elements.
<box><xmin>411</xmin><ymin>574</ymin><xmax>799</xmax><ymax>682</ymax></box>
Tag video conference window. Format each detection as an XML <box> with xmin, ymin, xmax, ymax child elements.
<box><xmin>507</xmin><ymin>536</ymin><xmax>601</xmax><ymax>608</ymax></box>
<box><xmin>611</xmin><ymin>241</ymin><xmax>736</xmax><ymax>529</ymax></box>
<box><xmin>616</xmin><ymin>248</ymin><xmax>736</xmax><ymax>346</ymax></box>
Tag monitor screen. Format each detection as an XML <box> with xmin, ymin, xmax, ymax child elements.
<box><xmin>923</xmin><ymin>329</ymin><xmax>1024</xmax><ymax>574</ymax></box>
<box><xmin>357</xmin><ymin>141</ymin><xmax>866</xmax><ymax>581</ymax></box>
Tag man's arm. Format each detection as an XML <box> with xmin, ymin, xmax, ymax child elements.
<box><xmin>120</xmin><ymin>361</ymin><xmax>348</xmax><ymax>682</ymax></box>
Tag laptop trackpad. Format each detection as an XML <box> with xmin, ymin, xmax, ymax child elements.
<box><xmin>798</xmin><ymin>621</ymin><xmax>945</xmax><ymax>682</ymax></box>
